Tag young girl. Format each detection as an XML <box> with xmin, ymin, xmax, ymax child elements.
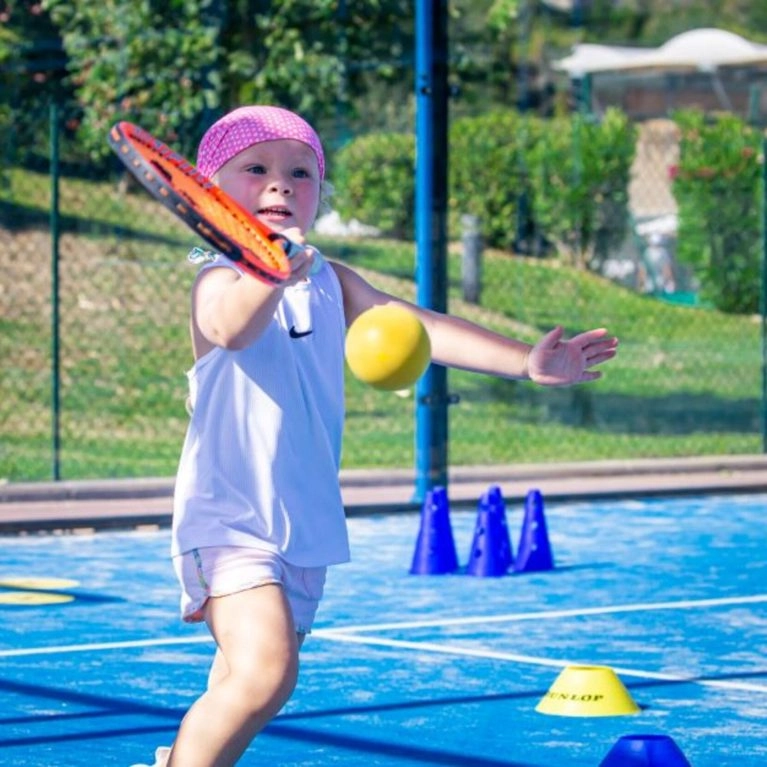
<box><xmin>132</xmin><ymin>105</ymin><xmax>618</xmax><ymax>767</ymax></box>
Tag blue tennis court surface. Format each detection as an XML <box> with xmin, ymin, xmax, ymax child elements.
<box><xmin>1</xmin><ymin>491</ymin><xmax>766</xmax><ymax>766</ymax></box>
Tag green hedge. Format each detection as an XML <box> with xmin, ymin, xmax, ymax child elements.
<box><xmin>332</xmin><ymin>107</ymin><xmax>636</xmax><ymax>269</ymax></box>
<box><xmin>448</xmin><ymin>109</ymin><xmax>540</xmax><ymax>251</ymax></box>
<box><xmin>672</xmin><ymin>110</ymin><xmax>762</xmax><ymax>315</ymax></box>
<box><xmin>332</xmin><ymin>132</ymin><xmax>416</xmax><ymax>239</ymax></box>
<box><xmin>329</xmin><ymin>107</ymin><xmax>764</xmax><ymax>317</ymax></box>
<box><xmin>526</xmin><ymin>108</ymin><xmax>635</xmax><ymax>270</ymax></box>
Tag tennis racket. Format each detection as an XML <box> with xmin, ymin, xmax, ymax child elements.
<box><xmin>107</xmin><ymin>121</ymin><xmax>302</xmax><ymax>285</ymax></box>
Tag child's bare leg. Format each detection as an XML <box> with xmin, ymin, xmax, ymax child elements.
<box><xmin>207</xmin><ymin>647</ymin><xmax>228</xmax><ymax>689</ymax></box>
<box><xmin>207</xmin><ymin>633</ymin><xmax>305</xmax><ymax>690</ymax></box>
<box><xmin>167</xmin><ymin>584</ymin><xmax>299</xmax><ymax>767</ymax></box>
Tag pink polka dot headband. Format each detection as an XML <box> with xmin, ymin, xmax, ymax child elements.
<box><xmin>196</xmin><ymin>105</ymin><xmax>325</xmax><ymax>179</ymax></box>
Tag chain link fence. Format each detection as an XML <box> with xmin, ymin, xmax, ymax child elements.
<box><xmin>2</xmin><ymin>49</ymin><xmax>765</xmax><ymax>483</ymax></box>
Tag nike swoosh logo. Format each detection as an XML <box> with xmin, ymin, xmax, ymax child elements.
<box><xmin>289</xmin><ymin>326</ymin><xmax>313</xmax><ymax>339</ymax></box>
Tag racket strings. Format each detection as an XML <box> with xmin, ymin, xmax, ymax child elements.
<box><xmin>151</xmin><ymin>153</ymin><xmax>289</xmax><ymax>275</ymax></box>
<box><xmin>113</xmin><ymin>123</ymin><xmax>291</xmax><ymax>283</ymax></box>
<box><xmin>195</xmin><ymin>189</ymin><xmax>288</xmax><ymax>272</ymax></box>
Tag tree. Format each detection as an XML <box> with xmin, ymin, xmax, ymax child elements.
<box><xmin>39</xmin><ymin>0</ymin><xmax>418</xmax><ymax>160</ymax></box>
<box><xmin>41</xmin><ymin>0</ymin><xmax>221</xmax><ymax>159</ymax></box>
<box><xmin>24</xmin><ymin>0</ymin><xmax>767</xmax><ymax>171</ymax></box>
<box><xmin>0</xmin><ymin>1</ymin><xmax>68</xmax><ymax>165</ymax></box>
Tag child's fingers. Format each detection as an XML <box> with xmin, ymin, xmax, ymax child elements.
<box><xmin>568</xmin><ymin>327</ymin><xmax>613</xmax><ymax>346</ymax></box>
<box><xmin>536</xmin><ymin>325</ymin><xmax>564</xmax><ymax>349</ymax></box>
<box><xmin>584</xmin><ymin>348</ymin><xmax>618</xmax><ymax>368</ymax></box>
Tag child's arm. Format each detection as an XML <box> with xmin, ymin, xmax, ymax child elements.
<box><xmin>191</xmin><ymin>246</ymin><xmax>315</xmax><ymax>359</ymax></box>
<box><xmin>332</xmin><ymin>261</ymin><xmax>617</xmax><ymax>386</ymax></box>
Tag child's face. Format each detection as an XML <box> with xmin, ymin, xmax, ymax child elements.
<box><xmin>215</xmin><ymin>139</ymin><xmax>321</xmax><ymax>235</ymax></box>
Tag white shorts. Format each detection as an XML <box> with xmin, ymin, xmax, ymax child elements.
<box><xmin>173</xmin><ymin>546</ymin><xmax>327</xmax><ymax>634</ymax></box>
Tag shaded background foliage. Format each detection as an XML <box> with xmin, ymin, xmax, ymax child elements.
<box><xmin>1</xmin><ymin>0</ymin><xmax>766</xmax><ymax>482</ymax></box>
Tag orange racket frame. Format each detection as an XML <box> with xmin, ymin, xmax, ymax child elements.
<box><xmin>107</xmin><ymin>121</ymin><xmax>298</xmax><ymax>285</ymax></box>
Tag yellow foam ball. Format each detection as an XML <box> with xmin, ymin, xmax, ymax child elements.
<box><xmin>345</xmin><ymin>304</ymin><xmax>431</xmax><ymax>391</ymax></box>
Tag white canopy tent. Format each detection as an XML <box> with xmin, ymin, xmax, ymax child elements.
<box><xmin>552</xmin><ymin>29</ymin><xmax>767</xmax><ymax>294</ymax></box>
<box><xmin>553</xmin><ymin>28</ymin><xmax>767</xmax><ymax>121</ymax></box>
<box><xmin>555</xmin><ymin>28</ymin><xmax>767</xmax><ymax>77</ymax></box>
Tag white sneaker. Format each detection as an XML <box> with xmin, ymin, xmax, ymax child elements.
<box><xmin>130</xmin><ymin>746</ymin><xmax>171</xmax><ymax>767</ymax></box>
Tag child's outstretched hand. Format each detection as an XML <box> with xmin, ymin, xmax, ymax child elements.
<box><xmin>527</xmin><ymin>326</ymin><xmax>618</xmax><ymax>387</ymax></box>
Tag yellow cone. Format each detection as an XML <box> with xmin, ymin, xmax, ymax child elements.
<box><xmin>0</xmin><ymin>592</ymin><xmax>75</xmax><ymax>605</ymax></box>
<box><xmin>0</xmin><ymin>577</ymin><xmax>80</xmax><ymax>589</ymax></box>
<box><xmin>535</xmin><ymin>665</ymin><xmax>640</xmax><ymax>717</ymax></box>
<box><xmin>0</xmin><ymin>577</ymin><xmax>80</xmax><ymax>606</ymax></box>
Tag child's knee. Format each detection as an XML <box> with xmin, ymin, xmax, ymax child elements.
<box><xmin>233</xmin><ymin>646</ymin><xmax>299</xmax><ymax>714</ymax></box>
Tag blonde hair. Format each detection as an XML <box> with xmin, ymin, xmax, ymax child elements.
<box><xmin>318</xmin><ymin>179</ymin><xmax>335</xmax><ymax>218</ymax></box>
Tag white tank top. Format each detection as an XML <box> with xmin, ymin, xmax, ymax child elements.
<box><xmin>172</xmin><ymin>253</ymin><xmax>350</xmax><ymax>566</ymax></box>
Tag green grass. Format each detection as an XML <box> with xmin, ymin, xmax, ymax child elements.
<box><xmin>0</xmin><ymin>172</ymin><xmax>762</xmax><ymax>482</ymax></box>
<box><xmin>320</xmin><ymin>235</ymin><xmax>762</xmax><ymax>468</ymax></box>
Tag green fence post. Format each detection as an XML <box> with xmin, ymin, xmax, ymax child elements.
<box><xmin>762</xmin><ymin>135</ymin><xmax>767</xmax><ymax>453</ymax></box>
<box><xmin>50</xmin><ymin>99</ymin><xmax>61</xmax><ymax>480</ymax></box>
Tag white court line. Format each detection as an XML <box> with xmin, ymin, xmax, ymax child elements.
<box><xmin>312</xmin><ymin>631</ymin><xmax>767</xmax><ymax>694</ymax></box>
<box><xmin>0</xmin><ymin>634</ymin><xmax>212</xmax><ymax>658</ymax></box>
<box><xmin>3</xmin><ymin>593</ymin><xmax>766</xmax><ymax>697</ymax></box>
<box><xmin>323</xmin><ymin>593</ymin><xmax>767</xmax><ymax>634</ymax></box>
<box><xmin>3</xmin><ymin>628</ymin><xmax>764</xmax><ymax>695</ymax></box>
<box><xmin>2</xmin><ymin>594</ymin><xmax>765</xmax><ymax>657</ymax></box>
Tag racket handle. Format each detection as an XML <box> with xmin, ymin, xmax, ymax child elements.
<box><xmin>281</xmin><ymin>238</ymin><xmax>325</xmax><ymax>276</ymax></box>
<box><xmin>308</xmin><ymin>248</ymin><xmax>325</xmax><ymax>275</ymax></box>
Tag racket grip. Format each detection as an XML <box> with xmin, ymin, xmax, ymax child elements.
<box><xmin>307</xmin><ymin>249</ymin><xmax>325</xmax><ymax>275</ymax></box>
<box><xmin>282</xmin><ymin>239</ymin><xmax>324</xmax><ymax>276</ymax></box>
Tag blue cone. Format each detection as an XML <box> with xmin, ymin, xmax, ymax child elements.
<box><xmin>513</xmin><ymin>489</ymin><xmax>554</xmax><ymax>573</ymax></box>
<box><xmin>599</xmin><ymin>734</ymin><xmax>692</xmax><ymax>767</ymax></box>
<box><xmin>466</xmin><ymin>485</ymin><xmax>514</xmax><ymax>577</ymax></box>
<box><xmin>409</xmin><ymin>486</ymin><xmax>459</xmax><ymax>575</ymax></box>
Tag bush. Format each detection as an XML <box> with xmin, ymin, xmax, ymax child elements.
<box><xmin>332</xmin><ymin>132</ymin><xmax>415</xmax><ymax>239</ymax></box>
<box><xmin>526</xmin><ymin>108</ymin><xmax>636</xmax><ymax>270</ymax></box>
<box><xmin>448</xmin><ymin>110</ymin><xmax>540</xmax><ymax>251</ymax></box>
<box><xmin>331</xmin><ymin>108</ymin><xmax>636</xmax><ymax>275</ymax></box>
<box><xmin>672</xmin><ymin>110</ymin><xmax>762</xmax><ymax>314</ymax></box>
